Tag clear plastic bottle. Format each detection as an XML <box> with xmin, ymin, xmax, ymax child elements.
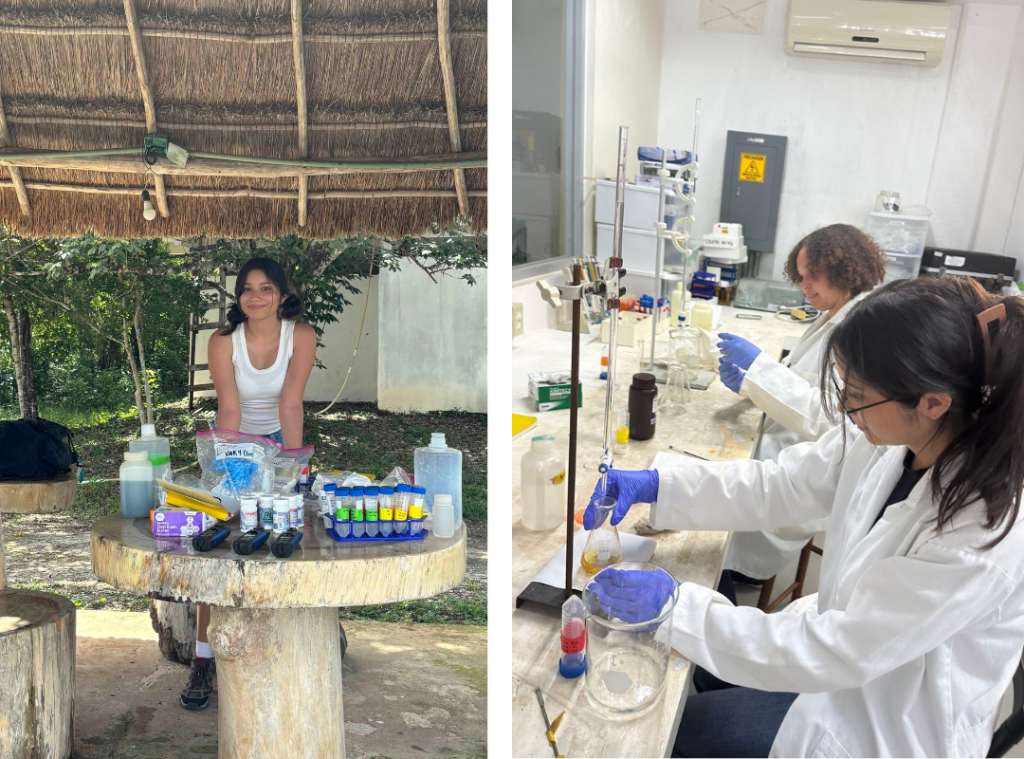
<box><xmin>128</xmin><ymin>423</ymin><xmax>171</xmax><ymax>507</ymax></box>
<box><xmin>119</xmin><ymin>451</ymin><xmax>154</xmax><ymax>519</ymax></box>
<box><xmin>414</xmin><ymin>432</ymin><xmax>463</xmax><ymax>529</ymax></box>
<box><xmin>520</xmin><ymin>435</ymin><xmax>566</xmax><ymax>531</ymax></box>
<box><xmin>559</xmin><ymin>594</ymin><xmax>587</xmax><ymax>679</ymax></box>
<box><xmin>433</xmin><ymin>494</ymin><xmax>455</xmax><ymax>538</ymax></box>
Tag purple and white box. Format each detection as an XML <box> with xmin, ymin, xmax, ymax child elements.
<box><xmin>151</xmin><ymin>509</ymin><xmax>216</xmax><ymax>537</ymax></box>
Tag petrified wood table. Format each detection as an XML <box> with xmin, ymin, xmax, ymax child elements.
<box><xmin>91</xmin><ymin>507</ymin><xmax>466</xmax><ymax>759</ymax></box>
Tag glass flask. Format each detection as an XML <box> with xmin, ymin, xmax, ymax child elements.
<box><xmin>581</xmin><ymin>496</ymin><xmax>623</xmax><ymax>574</ymax></box>
<box><xmin>583</xmin><ymin>561</ymin><xmax>679</xmax><ymax>718</ymax></box>
<box><xmin>659</xmin><ymin>366</ymin><xmax>691</xmax><ymax>416</ymax></box>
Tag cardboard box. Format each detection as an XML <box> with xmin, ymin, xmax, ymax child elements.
<box><xmin>151</xmin><ymin>508</ymin><xmax>218</xmax><ymax>537</ymax></box>
<box><xmin>528</xmin><ymin>372</ymin><xmax>583</xmax><ymax>412</ymax></box>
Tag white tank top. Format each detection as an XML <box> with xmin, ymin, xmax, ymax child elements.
<box><xmin>230</xmin><ymin>320</ymin><xmax>295</xmax><ymax>435</ymax></box>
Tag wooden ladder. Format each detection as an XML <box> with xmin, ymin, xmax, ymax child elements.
<box><xmin>188</xmin><ymin>270</ymin><xmax>228</xmax><ymax>412</ymax></box>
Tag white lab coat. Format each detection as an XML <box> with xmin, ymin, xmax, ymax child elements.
<box><xmin>725</xmin><ymin>293</ymin><xmax>869</xmax><ymax>579</ymax></box>
<box><xmin>652</xmin><ymin>427</ymin><xmax>1024</xmax><ymax>758</ymax></box>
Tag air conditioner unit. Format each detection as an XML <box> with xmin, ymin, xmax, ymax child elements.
<box><xmin>787</xmin><ymin>0</ymin><xmax>952</xmax><ymax>68</ymax></box>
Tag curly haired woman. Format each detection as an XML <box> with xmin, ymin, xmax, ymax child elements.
<box><xmin>715</xmin><ymin>224</ymin><xmax>887</xmax><ymax>597</ymax></box>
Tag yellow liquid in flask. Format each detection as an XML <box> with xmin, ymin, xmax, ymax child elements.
<box><xmin>581</xmin><ymin>548</ymin><xmax>624</xmax><ymax>575</ymax></box>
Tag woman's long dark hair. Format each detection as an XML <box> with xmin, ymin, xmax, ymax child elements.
<box><xmin>820</xmin><ymin>275</ymin><xmax>1024</xmax><ymax>548</ymax></box>
<box><xmin>219</xmin><ymin>257</ymin><xmax>303</xmax><ymax>336</ymax></box>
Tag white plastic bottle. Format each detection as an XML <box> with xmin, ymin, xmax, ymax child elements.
<box><xmin>670</xmin><ymin>283</ymin><xmax>684</xmax><ymax>324</ymax></box>
<box><xmin>520</xmin><ymin>435</ymin><xmax>566</xmax><ymax>531</ymax></box>
<box><xmin>120</xmin><ymin>451</ymin><xmax>154</xmax><ymax>519</ymax></box>
<box><xmin>414</xmin><ymin>432</ymin><xmax>463</xmax><ymax>528</ymax></box>
<box><xmin>129</xmin><ymin>423</ymin><xmax>172</xmax><ymax>507</ymax></box>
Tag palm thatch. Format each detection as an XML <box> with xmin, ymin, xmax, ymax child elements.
<box><xmin>0</xmin><ymin>0</ymin><xmax>487</xmax><ymax>239</ymax></box>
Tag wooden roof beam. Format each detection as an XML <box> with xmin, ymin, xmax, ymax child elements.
<box><xmin>0</xmin><ymin>179</ymin><xmax>487</xmax><ymax>201</ymax></box>
<box><xmin>436</xmin><ymin>0</ymin><xmax>468</xmax><ymax>217</ymax></box>
<box><xmin>0</xmin><ymin>91</ymin><xmax>30</xmax><ymax>216</ymax></box>
<box><xmin>291</xmin><ymin>0</ymin><xmax>308</xmax><ymax>227</ymax></box>
<box><xmin>122</xmin><ymin>0</ymin><xmax>169</xmax><ymax>218</ymax></box>
<box><xmin>0</xmin><ymin>150</ymin><xmax>487</xmax><ymax>178</ymax></box>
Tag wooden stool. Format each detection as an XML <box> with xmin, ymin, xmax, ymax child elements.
<box><xmin>150</xmin><ymin>598</ymin><xmax>198</xmax><ymax>664</ymax></box>
<box><xmin>757</xmin><ymin>539</ymin><xmax>824</xmax><ymax>613</ymax></box>
<box><xmin>0</xmin><ymin>471</ymin><xmax>78</xmax><ymax>514</ymax></box>
<box><xmin>0</xmin><ymin>590</ymin><xmax>75</xmax><ymax>758</ymax></box>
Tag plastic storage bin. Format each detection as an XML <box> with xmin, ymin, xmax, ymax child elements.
<box><xmin>595</xmin><ymin>180</ymin><xmax>684</xmax><ymax>230</ymax></box>
<box><xmin>414</xmin><ymin>433</ymin><xmax>463</xmax><ymax>529</ymax></box>
<box><xmin>596</xmin><ymin>223</ymin><xmax>683</xmax><ymax>278</ymax></box>
<box><xmin>867</xmin><ymin>211</ymin><xmax>930</xmax><ymax>283</ymax></box>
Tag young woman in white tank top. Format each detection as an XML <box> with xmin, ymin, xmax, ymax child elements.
<box><xmin>181</xmin><ymin>256</ymin><xmax>316</xmax><ymax>712</ymax></box>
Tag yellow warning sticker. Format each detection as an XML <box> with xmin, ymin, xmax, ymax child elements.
<box><xmin>739</xmin><ymin>153</ymin><xmax>766</xmax><ymax>183</ymax></box>
<box><xmin>551</xmin><ymin>469</ymin><xmax>566</xmax><ymax>486</ymax></box>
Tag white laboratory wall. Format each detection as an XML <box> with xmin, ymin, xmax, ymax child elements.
<box><xmin>651</xmin><ymin>1</ymin><xmax>1024</xmax><ymax>281</ymax></box>
<box><xmin>377</xmin><ymin>267</ymin><xmax>487</xmax><ymax>414</ymax></box>
<box><xmin>582</xmin><ymin>0</ymin><xmax>667</xmax><ymax>263</ymax></box>
<box><xmin>191</xmin><ymin>275</ymin><xmax>379</xmax><ymax>404</ymax></box>
<box><xmin>512</xmin><ymin>274</ymin><xmax>557</xmax><ymax>338</ymax></box>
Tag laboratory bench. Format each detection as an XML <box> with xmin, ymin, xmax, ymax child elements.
<box><xmin>510</xmin><ymin>306</ymin><xmax>808</xmax><ymax>758</ymax></box>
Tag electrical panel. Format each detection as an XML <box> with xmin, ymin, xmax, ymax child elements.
<box><xmin>719</xmin><ymin>131</ymin><xmax>788</xmax><ymax>252</ymax></box>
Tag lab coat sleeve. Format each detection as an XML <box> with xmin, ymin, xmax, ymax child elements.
<box><xmin>649</xmin><ymin>425</ymin><xmax>847</xmax><ymax>532</ymax></box>
<box><xmin>741</xmin><ymin>351</ymin><xmax>832</xmax><ymax>442</ymax></box>
<box><xmin>670</xmin><ymin>542</ymin><xmax>1015</xmax><ymax>693</ymax></box>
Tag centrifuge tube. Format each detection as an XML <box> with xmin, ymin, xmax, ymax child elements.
<box><xmin>559</xmin><ymin>594</ymin><xmax>586</xmax><ymax>679</ymax></box>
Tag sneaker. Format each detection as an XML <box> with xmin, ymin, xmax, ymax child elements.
<box><xmin>179</xmin><ymin>657</ymin><xmax>216</xmax><ymax>711</ymax></box>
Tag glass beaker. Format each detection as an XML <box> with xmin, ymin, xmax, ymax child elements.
<box><xmin>583</xmin><ymin>561</ymin><xmax>679</xmax><ymax>718</ymax></box>
<box><xmin>669</xmin><ymin>327</ymin><xmax>703</xmax><ymax>377</ymax></box>
<box><xmin>659</xmin><ymin>366</ymin><xmax>691</xmax><ymax>416</ymax></box>
<box><xmin>581</xmin><ymin>496</ymin><xmax>623</xmax><ymax>574</ymax></box>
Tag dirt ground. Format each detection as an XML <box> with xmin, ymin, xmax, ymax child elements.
<box><xmin>1</xmin><ymin>511</ymin><xmax>487</xmax><ymax>615</ymax></box>
<box><xmin>74</xmin><ymin>612</ymin><xmax>486</xmax><ymax>759</ymax></box>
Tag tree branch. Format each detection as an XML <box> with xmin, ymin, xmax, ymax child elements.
<box><xmin>11</xmin><ymin>280</ymin><xmax>125</xmax><ymax>347</ymax></box>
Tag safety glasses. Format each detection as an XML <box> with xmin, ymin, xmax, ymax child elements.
<box><xmin>831</xmin><ymin>376</ymin><xmax>895</xmax><ymax>420</ymax></box>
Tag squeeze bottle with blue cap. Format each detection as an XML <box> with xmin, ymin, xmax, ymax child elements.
<box><xmin>559</xmin><ymin>595</ymin><xmax>586</xmax><ymax>678</ymax></box>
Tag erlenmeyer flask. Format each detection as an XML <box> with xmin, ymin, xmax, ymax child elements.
<box><xmin>659</xmin><ymin>366</ymin><xmax>690</xmax><ymax>416</ymax></box>
<box><xmin>582</xmin><ymin>496</ymin><xmax>624</xmax><ymax>574</ymax></box>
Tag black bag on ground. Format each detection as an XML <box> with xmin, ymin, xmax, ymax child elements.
<box><xmin>0</xmin><ymin>418</ymin><xmax>79</xmax><ymax>480</ymax></box>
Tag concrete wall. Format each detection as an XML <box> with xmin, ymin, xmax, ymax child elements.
<box><xmin>192</xmin><ymin>275</ymin><xmax>379</xmax><ymax>404</ymax></box>
<box><xmin>653</xmin><ymin>1</ymin><xmax>1024</xmax><ymax>280</ymax></box>
<box><xmin>377</xmin><ymin>267</ymin><xmax>487</xmax><ymax>414</ymax></box>
<box><xmin>583</xmin><ymin>0</ymin><xmax>667</xmax><ymax>262</ymax></box>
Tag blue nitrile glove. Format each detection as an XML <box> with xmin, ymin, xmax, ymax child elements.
<box><xmin>583</xmin><ymin>468</ymin><xmax>659</xmax><ymax>529</ymax></box>
<box><xmin>719</xmin><ymin>357</ymin><xmax>746</xmax><ymax>394</ymax></box>
<box><xmin>717</xmin><ymin>333</ymin><xmax>762</xmax><ymax>370</ymax></box>
<box><xmin>590</xmin><ymin>567</ymin><xmax>679</xmax><ymax>624</ymax></box>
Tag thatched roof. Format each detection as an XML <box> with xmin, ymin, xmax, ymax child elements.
<box><xmin>0</xmin><ymin>0</ymin><xmax>487</xmax><ymax>239</ymax></box>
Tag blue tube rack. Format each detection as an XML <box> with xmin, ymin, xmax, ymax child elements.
<box><xmin>325</xmin><ymin>515</ymin><xmax>428</xmax><ymax>543</ymax></box>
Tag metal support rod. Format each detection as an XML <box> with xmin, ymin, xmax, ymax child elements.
<box><xmin>566</xmin><ymin>263</ymin><xmax>583</xmax><ymax>598</ymax></box>
<box><xmin>650</xmin><ymin>148</ymin><xmax>669</xmax><ymax>369</ymax></box>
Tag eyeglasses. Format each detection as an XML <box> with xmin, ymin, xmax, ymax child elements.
<box><xmin>831</xmin><ymin>376</ymin><xmax>895</xmax><ymax>420</ymax></box>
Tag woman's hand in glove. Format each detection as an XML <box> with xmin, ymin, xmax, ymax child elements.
<box><xmin>719</xmin><ymin>357</ymin><xmax>746</xmax><ymax>394</ymax></box>
<box><xmin>590</xmin><ymin>567</ymin><xmax>679</xmax><ymax>624</ymax></box>
<box><xmin>583</xmin><ymin>469</ymin><xmax>659</xmax><ymax>529</ymax></box>
<box><xmin>717</xmin><ymin>333</ymin><xmax>762</xmax><ymax>370</ymax></box>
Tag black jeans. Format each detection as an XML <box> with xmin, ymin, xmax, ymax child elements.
<box><xmin>673</xmin><ymin>570</ymin><xmax>798</xmax><ymax>758</ymax></box>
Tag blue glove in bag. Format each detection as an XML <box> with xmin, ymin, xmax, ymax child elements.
<box><xmin>590</xmin><ymin>567</ymin><xmax>679</xmax><ymax>624</ymax></box>
<box><xmin>717</xmin><ymin>333</ymin><xmax>762</xmax><ymax>370</ymax></box>
<box><xmin>583</xmin><ymin>469</ymin><xmax>659</xmax><ymax>529</ymax></box>
<box><xmin>719</xmin><ymin>357</ymin><xmax>746</xmax><ymax>394</ymax></box>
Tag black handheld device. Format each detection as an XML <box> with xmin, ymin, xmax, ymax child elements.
<box><xmin>232</xmin><ymin>528</ymin><xmax>270</xmax><ymax>555</ymax></box>
<box><xmin>192</xmin><ymin>525</ymin><xmax>231</xmax><ymax>552</ymax></box>
<box><xmin>271</xmin><ymin>529</ymin><xmax>303</xmax><ymax>559</ymax></box>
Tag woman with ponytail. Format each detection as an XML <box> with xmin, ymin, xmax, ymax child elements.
<box><xmin>206</xmin><ymin>256</ymin><xmax>315</xmax><ymax>450</ymax></box>
<box><xmin>180</xmin><ymin>256</ymin><xmax>316</xmax><ymax>712</ymax></box>
<box><xmin>584</xmin><ymin>276</ymin><xmax>1024</xmax><ymax>757</ymax></box>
